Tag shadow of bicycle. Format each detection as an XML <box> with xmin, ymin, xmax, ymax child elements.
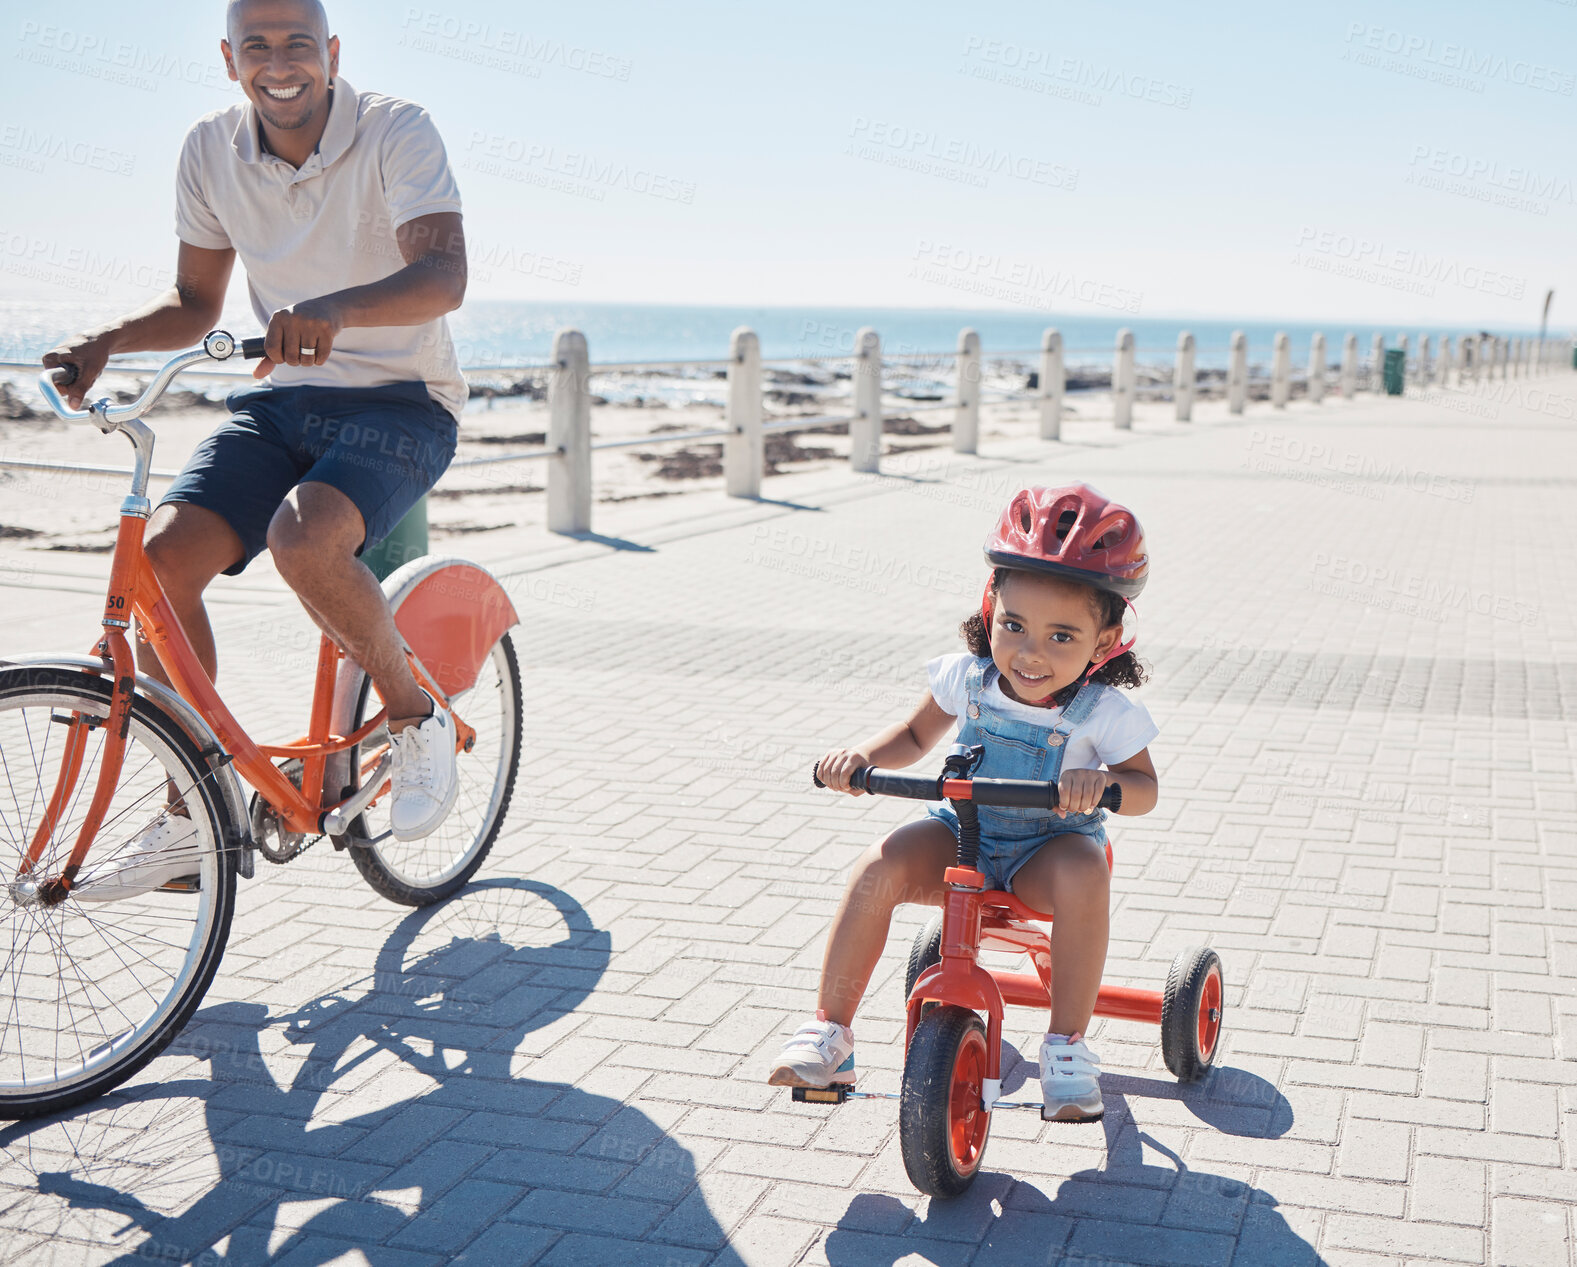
<box><xmin>824</xmin><ymin>1054</ymin><xmax>1327</xmax><ymax>1267</ymax></box>
<box><xmin>2</xmin><ymin>878</ymin><xmax>727</xmax><ymax>1264</ymax></box>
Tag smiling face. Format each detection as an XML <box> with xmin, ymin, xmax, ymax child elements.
<box><xmin>988</xmin><ymin>571</ymin><xmax>1120</xmax><ymax>705</ymax></box>
<box><xmin>222</xmin><ymin>0</ymin><xmax>338</xmax><ymax>141</ymax></box>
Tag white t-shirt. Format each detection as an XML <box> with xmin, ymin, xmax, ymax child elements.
<box><xmin>174</xmin><ymin>78</ymin><xmax>467</xmax><ymax>420</ymax></box>
<box><xmin>926</xmin><ymin>653</ymin><xmax>1158</xmax><ymax>773</ymax></box>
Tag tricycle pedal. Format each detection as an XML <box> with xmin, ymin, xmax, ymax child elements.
<box><xmin>792</xmin><ymin>1084</ymin><xmax>850</xmax><ymax>1105</ymax></box>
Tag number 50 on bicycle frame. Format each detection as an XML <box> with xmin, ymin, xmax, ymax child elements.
<box><xmin>0</xmin><ymin>332</ymin><xmax>524</xmax><ymax>1118</ymax></box>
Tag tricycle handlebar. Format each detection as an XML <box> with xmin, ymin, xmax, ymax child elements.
<box><xmin>813</xmin><ymin>763</ymin><xmax>1122</xmax><ymax>813</ymax></box>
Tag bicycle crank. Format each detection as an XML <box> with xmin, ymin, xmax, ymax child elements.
<box><xmin>248</xmin><ymin>758</ymin><xmax>324</xmax><ymax>864</ymax></box>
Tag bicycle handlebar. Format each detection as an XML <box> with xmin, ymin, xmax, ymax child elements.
<box><xmin>812</xmin><ymin>762</ymin><xmax>1122</xmax><ymax>812</ymax></box>
<box><xmin>37</xmin><ymin>329</ymin><xmax>265</xmax><ymax>433</ymax></box>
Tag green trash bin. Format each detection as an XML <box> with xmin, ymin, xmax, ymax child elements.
<box><xmin>1382</xmin><ymin>348</ymin><xmax>1406</xmax><ymax>396</ymax></box>
<box><xmin>361</xmin><ymin>497</ymin><xmax>428</xmax><ymax>583</ymax></box>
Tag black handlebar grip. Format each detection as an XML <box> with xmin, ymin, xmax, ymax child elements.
<box><xmin>1099</xmin><ymin>783</ymin><xmax>1123</xmax><ymax>812</ymax></box>
<box><xmin>812</xmin><ymin>762</ymin><xmax>826</xmax><ymax>789</ymax></box>
<box><xmin>51</xmin><ymin>364</ymin><xmax>80</xmax><ymax>387</ymax></box>
<box><xmin>850</xmin><ymin>767</ymin><xmax>871</xmax><ymax>793</ymax></box>
<box><xmin>240</xmin><ymin>337</ymin><xmax>267</xmax><ymax>359</ymax></box>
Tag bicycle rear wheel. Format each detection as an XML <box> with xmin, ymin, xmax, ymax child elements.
<box><xmin>344</xmin><ymin>632</ymin><xmax>521</xmax><ymax>905</ymax></box>
<box><xmin>0</xmin><ymin>666</ymin><xmax>236</xmax><ymax>1118</ymax></box>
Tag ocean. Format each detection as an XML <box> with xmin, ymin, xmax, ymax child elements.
<box><xmin>2</xmin><ymin>299</ymin><xmax>1534</xmax><ymax>377</ymax></box>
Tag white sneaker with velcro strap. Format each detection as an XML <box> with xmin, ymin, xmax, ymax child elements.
<box><xmin>1040</xmin><ymin>1031</ymin><xmax>1104</xmax><ymax>1121</ymax></box>
<box><xmin>767</xmin><ymin>1012</ymin><xmax>856</xmax><ymax>1088</ymax></box>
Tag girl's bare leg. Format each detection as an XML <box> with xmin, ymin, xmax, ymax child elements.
<box><xmin>1009</xmin><ymin>833</ymin><xmax>1112</xmax><ymax>1036</ymax></box>
<box><xmin>815</xmin><ymin>818</ymin><xmax>957</xmax><ymax>1028</ymax></box>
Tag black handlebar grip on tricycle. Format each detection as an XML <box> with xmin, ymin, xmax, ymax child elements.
<box><xmin>812</xmin><ymin>762</ymin><xmax>826</xmax><ymax>789</ymax></box>
<box><xmin>51</xmin><ymin>364</ymin><xmax>80</xmax><ymax>387</ymax></box>
<box><xmin>240</xmin><ymin>337</ymin><xmax>267</xmax><ymax>359</ymax></box>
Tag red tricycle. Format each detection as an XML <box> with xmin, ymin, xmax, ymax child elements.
<box><xmin>800</xmin><ymin>744</ymin><xmax>1224</xmax><ymax>1198</ymax></box>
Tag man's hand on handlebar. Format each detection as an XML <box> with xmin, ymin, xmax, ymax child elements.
<box><xmin>815</xmin><ymin>749</ymin><xmax>873</xmax><ymax>795</ymax></box>
<box><xmin>41</xmin><ymin>333</ymin><xmax>115</xmax><ymax>410</ymax></box>
<box><xmin>258</xmin><ymin>298</ymin><xmax>345</xmax><ymax>378</ymax></box>
<box><xmin>1056</xmin><ymin>769</ymin><xmax>1112</xmax><ymax>818</ymax></box>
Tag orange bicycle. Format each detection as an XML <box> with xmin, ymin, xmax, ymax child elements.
<box><xmin>0</xmin><ymin>331</ymin><xmax>522</xmax><ymax>1117</ymax></box>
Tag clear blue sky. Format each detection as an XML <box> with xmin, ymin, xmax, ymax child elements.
<box><xmin>3</xmin><ymin>0</ymin><xmax>1572</xmax><ymax>329</ymax></box>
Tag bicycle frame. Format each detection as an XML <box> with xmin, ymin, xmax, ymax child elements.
<box><xmin>19</xmin><ymin>481</ymin><xmax>475</xmax><ymax>901</ymax></box>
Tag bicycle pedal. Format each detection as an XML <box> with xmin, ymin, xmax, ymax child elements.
<box><xmin>791</xmin><ymin>1084</ymin><xmax>850</xmax><ymax>1105</ymax></box>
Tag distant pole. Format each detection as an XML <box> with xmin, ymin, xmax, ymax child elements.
<box><xmin>1308</xmin><ymin>333</ymin><xmax>1326</xmax><ymax>404</ymax></box>
<box><xmin>724</xmin><ymin>327</ymin><xmax>762</xmax><ymax>498</ymax></box>
<box><xmin>1228</xmin><ymin>332</ymin><xmax>1248</xmax><ymax>415</ymax></box>
<box><xmin>1340</xmin><ymin>334</ymin><xmax>1358</xmax><ymax>399</ymax></box>
<box><xmin>1038</xmin><ymin>329</ymin><xmax>1064</xmax><ymax>440</ymax></box>
<box><xmin>1537</xmin><ymin>287</ymin><xmax>1554</xmax><ymax>370</ymax></box>
<box><xmin>1113</xmin><ymin>328</ymin><xmax>1135</xmax><ymax>429</ymax></box>
<box><xmin>1438</xmin><ymin>335</ymin><xmax>1452</xmax><ymax>388</ymax></box>
<box><xmin>1417</xmin><ymin>334</ymin><xmax>1431</xmax><ymax>387</ymax></box>
<box><xmin>1370</xmin><ymin>333</ymin><xmax>1385</xmax><ymax>392</ymax></box>
<box><xmin>954</xmin><ymin>328</ymin><xmax>980</xmax><ymax>454</ymax></box>
<box><xmin>1270</xmin><ymin>333</ymin><xmax>1290</xmax><ymax>408</ymax></box>
<box><xmin>1174</xmin><ymin>331</ymin><xmax>1196</xmax><ymax>422</ymax></box>
<box><xmin>851</xmin><ymin>327</ymin><xmax>882</xmax><ymax>472</ymax></box>
<box><xmin>547</xmin><ymin>328</ymin><xmax>592</xmax><ymax>535</ymax></box>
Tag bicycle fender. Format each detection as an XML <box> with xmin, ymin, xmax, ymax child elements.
<box><xmin>383</xmin><ymin>555</ymin><xmax>519</xmax><ymax>699</ymax></box>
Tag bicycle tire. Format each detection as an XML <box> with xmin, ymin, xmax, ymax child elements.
<box><xmin>345</xmin><ymin>632</ymin><xmax>522</xmax><ymax>905</ymax></box>
<box><xmin>899</xmin><ymin>1005</ymin><xmax>992</xmax><ymax>1198</ymax></box>
<box><xmin>0</xmin><ymin>666</ymin><xmax>237</xmax><ymax>1118</ymax></box>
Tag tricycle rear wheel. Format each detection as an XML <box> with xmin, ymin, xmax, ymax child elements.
<box><xmin>1161</xmin><ymin>946</ymin><xmax>1223</xmax><ymax>1081</ymax></box>
<box><xmin>900</xmin><ymin>1005</ymin><xmax>992</xmax><ymax>1198</ymax></box>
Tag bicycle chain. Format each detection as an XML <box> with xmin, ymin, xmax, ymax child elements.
<box><xmin>249</xmin><ymin>759</ymin><xmax>328</xmax><ymax>865</ymax></box>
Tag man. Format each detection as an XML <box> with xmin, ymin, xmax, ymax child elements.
<box><xmin>43</xmin><ymin>0</ymin><xmax>468</xmax><ymax>895</ymax></box>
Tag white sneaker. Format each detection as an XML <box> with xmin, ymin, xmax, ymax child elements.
<box><xmin>74</xmin><ymin>814</ymin><xmax>203</xmax><ymax>902</ymax></box>
<box><xmin>388</xmin><ymin>692</ymin><xmax>458</xmax><ymax>841</ymax></box>
<box><xmin>1040</xmin><ymin>1032</ymin><xmax>1103</xmax><ymax>1122</ymax></box>
<box><xmin>767</xmin><ymin>1012</ymin><xmax>856</xmax><ymax>1088</ymax></box>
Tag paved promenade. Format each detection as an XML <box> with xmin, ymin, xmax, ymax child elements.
<box><xmin>2</xmin><ymin>372</ymin><xmax>1575</xmax><ymax>1266</ymax></box>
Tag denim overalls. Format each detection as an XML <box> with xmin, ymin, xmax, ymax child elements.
<box><xmin>926</xmin><ymin>657</ymin><xmax>1109</xmax><ymax>892</ymax></box>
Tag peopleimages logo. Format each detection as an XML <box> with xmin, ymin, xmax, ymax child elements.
<box><xmin>1292</xmin><ymin>226</ymin><xmax>1526</xmax><ymax>300</ymax></box>
<box><xmin>1342</xmin><ymin>23</ymin><xmax>1576</xmax><ymax>95</ymax></box>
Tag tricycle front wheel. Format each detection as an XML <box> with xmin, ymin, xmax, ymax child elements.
<box><xmin>899</xmin><ymin>1005</ymin><xmax>992</xmax><ymax>1198</ymax></box>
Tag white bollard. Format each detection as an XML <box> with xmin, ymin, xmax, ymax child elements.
<box><xmin>1340</xmin><ymin>333</ymin><xmax>1358</xmax><ymax>398</ymax></box>
<box><xmin>1498</xmin><ymin>336</ymin><xmax>1508</xmax><ymax>379</ymax></box>
<box><xmin>1174</xmin><ymin>331</ymin><xmax>1196</xmax><ymax>422</ymax></box>
<box><xmin>954</xmin><ymin>328</ymin><xmax>981</xmax><ymax>454</ymax></box>
<box><xmin>1398</xmin><ymin>333</ymin><xmax>1410</xmax><ymax>381</ymax></box>
<box><xmin>547</xmin><ymin>328</ymin><xmax>592</xmax><ymax>534</ymax></box>
<box><xmin>1270</xmin><ymin>332</ymin><xmax>1290</xmax><ymax>408</ymax></box>
<box><xmin>1308</xmin><ymin>333</ymin><xmax>1326</xmax><ymax>403</ymax></box>
<box><xmin>1228</xmin><ymin>331</ymin><xmax>1248</xmax><ymax>415</ymax></box>
<box><xmin>1113</xmin><ymin>328</ymin><xmax>1135</xmax><ymax>428</ymax></box>
<box><xmin>1371</xmin><ymin>333</ymin><xmax>1386</xmax><ymax>392</ymax></box>
<box><xmin>1438</xmin><ymin>335</ymin><xmax>1452</xmax><ymax>388</ymax></box>
<box><xmin>1039</xmin><ymin>328</ymin><xmax>1064</xmax><ymax>440</ymax></box>
<box><xmin>1458</xmin><ymin>334</ymin><xmax>1472</xmax><ymax>382</ymax></box>
<box><xmin>724</xmin><ymin>327</ymin><xmax>762</xmax><ymax>498</ymax></box>
<box><xmin>1417</xmin><ymin>334</ymin><xmax>1431</xmax><ymax>387</ymax></box>
<box><xmin>851</xmin><ymin>326</ymin><xmax>882</xmax><ymax>473</ymax></box>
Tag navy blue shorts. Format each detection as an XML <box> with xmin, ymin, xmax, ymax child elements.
<box><xmin>159</xmin><ymin>382</ymin><xmax>458</xmax><ymax>576</ymax></box>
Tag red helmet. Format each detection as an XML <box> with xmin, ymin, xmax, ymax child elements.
<box><xmin>983</xmin><ymin>484</ymin><xmax>1148</xmax><ymax>599</ymax></box>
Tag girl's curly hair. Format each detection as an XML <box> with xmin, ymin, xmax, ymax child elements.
<box><xmin>960</xmin><ymin>567</ymin><xmax>1148</xmax><ymax>706</ymax></box>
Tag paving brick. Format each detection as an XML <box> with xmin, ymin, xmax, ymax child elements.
<box><xmin>1324</xmin><ymin>1214</ymin><xmax>1483</xmax><ymax>1261</ymax></box>
<box><xmin>1338</xmin><ymin>1119</ymin><xmax>1410</xmax><ymax>1182</ymax></box>
<box><xmin>1408</xmin><ymin>1156</ymin><xmax>1485</xmax><ymax>1226</ymax></box>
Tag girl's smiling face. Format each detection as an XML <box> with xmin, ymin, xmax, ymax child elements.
<box><xmin>988</xmin><ymin>571</ymin><xmax>1120</xmax><ymax>705</ymax></box>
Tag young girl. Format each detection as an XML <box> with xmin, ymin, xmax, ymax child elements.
<box><xmin>768</xmin><ymin>483</ymin><xmax>1159</xmax><ymax>1122</ymax></box>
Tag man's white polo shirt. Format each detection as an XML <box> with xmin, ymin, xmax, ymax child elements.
<box><xmin>175</xmin><ymin>78</ymin><xmax>467</xmax><ymax>421</ymax></box>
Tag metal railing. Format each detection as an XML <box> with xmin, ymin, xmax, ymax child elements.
<box><xmin>2</xmin><ymin>324</ymin><xmax>1572</xmax><ymax>536</ymax></box>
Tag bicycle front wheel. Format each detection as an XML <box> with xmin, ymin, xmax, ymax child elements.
<box><xmin>0</xmin><ymin>666</ymin><xmax>237</xmax><ymax>1118</ymax></box>
<box><xmin>344</xmin><ymin>632</ymin><xmax>522</xmax><ymax>905</ymax></box>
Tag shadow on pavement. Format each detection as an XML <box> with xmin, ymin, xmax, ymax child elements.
<box><xmin>824</xmin><ymin>1065</ymin><xmax>1326</xmax><ymax>1267</ymax></box>
<box><xmin>3</xmin><ymin>878</ymin><xmax>732</xmax><ymax>1264</ymax></box>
